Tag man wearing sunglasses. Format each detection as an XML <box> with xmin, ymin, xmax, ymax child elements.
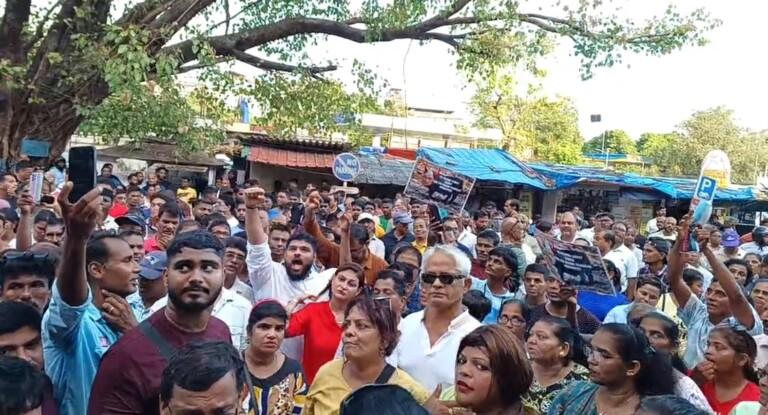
<box><xmin>393</xmin><ymin>245</ymin><xmax>482</xmax><ymax>391</ymax></box>
<box><xmin>0</xmin><ymin>250</ymin><xmax>55</xmax><ymax>312</ymax></box>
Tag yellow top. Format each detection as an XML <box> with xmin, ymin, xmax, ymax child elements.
<box><xmin>304</xmin><ymin>359</ymin><xmax>430</xmax><ymax>415</ymax></box>
<box><xmin>412</xmin><ymin>240</ymin><xmax>428</xmax><ymax>254</ymax></box>
<box><xmin>176</xmin><ymin>187</ymin><xmax>198</xmax><ymax>203</ymax></box>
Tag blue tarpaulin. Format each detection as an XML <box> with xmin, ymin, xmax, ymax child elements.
<box><xmin>416</xmin><ymin>148</ymin><xmax>555</xmax><ymax>190</ymax></box>
<box><xmin>530</xmin><ymin>163</ymin><xmax>757</xmax><ymax>202</ymax></box>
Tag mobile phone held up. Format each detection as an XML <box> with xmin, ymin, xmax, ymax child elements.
<box><xmin>67</xmin><ymin>146</ymin><xmax>97</xmax><ymax>203</ymax></box>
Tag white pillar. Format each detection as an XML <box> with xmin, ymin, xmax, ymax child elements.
<box><xmin>540</xmin><ymin>190</ymin><xmax>562</xmax><ymax>222</ymax></box>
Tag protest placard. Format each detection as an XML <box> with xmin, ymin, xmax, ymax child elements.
<box><xmin>403</xmin><ymin>158</ymin><xmax>475</xmax><ymax>214</ymax></box>
<box><xmin>535</xmin><ymin>232</ymin><xmax>616</xmax><ymax>295</ymax></box>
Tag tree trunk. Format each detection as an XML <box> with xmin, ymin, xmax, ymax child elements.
<box><xmin>1</xmin><ymin>78</ymin><xmax>109</xmax><ymax>163</ymax></box>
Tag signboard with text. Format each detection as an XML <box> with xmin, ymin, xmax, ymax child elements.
<box><xmin>332</xmin><ymin>153</ymin><xmax>361</xmax><ymax>182</ymax></box>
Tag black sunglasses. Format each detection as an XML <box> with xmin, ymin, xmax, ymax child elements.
<box><xmin>421</xmin><ymin>272</ymin><xmax>465</xmax><ymax>285</ymax></box>
<box><xmin>1</xmin><ymin>251</ymin><xmax>49</xmax><ymax>263</ymax></box>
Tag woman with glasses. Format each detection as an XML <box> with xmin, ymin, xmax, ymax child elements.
<box><xmin>635</xmin><ymin>312</ymin><xmax>713</xmax><ymax>413</ymax></box>
<box><xmin>691</xmin><ymin>326</ymin><xmax>760</xmax><ymax>415</ymax></box>
<box><xmin>285</xmin><ymin>263</ymin><xmax>364</xmax><ymax>384</ymax></box>
<box><xmin>497</xmin><ymin>299</ymin><xmax>529</xmax><ymax>341</ymax></box>
<box><xmin>523</xmin><ymin>316</ymin><xmax>588</xmax><ymax>414</ymax></box>
<box><xmin>305</xmin><ymin>295</ymin><xmax>434</xmax><ymax>415</ymax></box>
<box><xmin>242</xmin><ymin>300</ymin><xmax>308</xmax><ymax>415</ymax></box>
<box><xmin>549</xmin><ymin>323</ymin><xmax>675</xmax><ymax>415</ymax></box>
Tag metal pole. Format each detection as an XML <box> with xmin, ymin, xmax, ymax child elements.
<box><xmin>601</xmin><ymin>130</ymin><xmax>607</xmax><ymax>169</ymax></box>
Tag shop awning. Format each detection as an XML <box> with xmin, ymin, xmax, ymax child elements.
<box><xmin>530</xmin><ymin>163</ymin><xmax>759</xmax><ymax>202</ymax></box>
<box><xmin>246</xmin><ymin>145</ymin><xmax>337</xmax><ymax>169</ymax></box>
<box><xmin>417</xmin><ymin>148</ymin><xmax>555</xmax><ymax>190</ymax></box>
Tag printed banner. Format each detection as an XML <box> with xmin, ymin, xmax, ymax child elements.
<box><xmin>535</xmin><ymin>232</ymin><xmax>616</xmax><ymax>295</ymax></box>
<box><xmin>404</xmin><ymin>158</ymin><xmax>475</xmax><ymax>214</ymax></box>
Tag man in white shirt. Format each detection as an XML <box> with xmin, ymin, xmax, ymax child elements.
<box><xmin>243</xmin><ymin>187</ymin><xmax>335</xmax><ymax>305</ymax></box>
<box><xmin>557</xmin><ymin>212</ymin><xmax>580</xmax><ymax>243</ymax></box>
<box><xmin>595</xmin><ymin>229</ymin><xmax>627</xmax><ymax>291</ymax></box>
<box><xmin>650</xmin><ymin>217</ymin><xmax>678</xmax><ymax>242</ymax></box>
<box><xmin>611</xmin><ymin>222</ymin><xmax>639</xmax><ymax>292</ymax></box>
<box><xmin>243</xmin><ymin>187</ymin><xmax>335</xmax><ymax>361</ymax></box>
<box><xmin>221</xmin><ymin>236</ymin><xmax>253</xmax><ymax>303</ymax></box>
<box><xmin>393</xmin><ymin>245</ymin><xmax>482</xmax><ymax>390</ymax></box>
<box><xmin>357</xmin><ymin>213</ymin><xmax>385</xmax><ymax>259</ymax></box>
<box><xmin>458</xmin><ymin>210</ymin><xmax>477</xmax><ymax>257</ymax></box>
<box><xmin>646</xmin><ymin>207</ymin><xmax>666</xmax><ymax>234</ymax></box>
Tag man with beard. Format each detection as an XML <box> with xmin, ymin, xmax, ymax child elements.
<box><xmin>42</xmin><ymin>184</ymin><xmax>140</xmax><ymax>415</ymax></box>
<box><xmin>191</xmin><ymin>198</ymin><xmax>214</xmax><ymax>222</ymax></box>
<box><xmin>87</xmin><ymin>231</ymin><xmax>231</xmax><ymax>414</ymax></box>
<box><xmin>244</xmin><ymin>187</ymin><xmax>334</xmax><ymax>305</ymax></box>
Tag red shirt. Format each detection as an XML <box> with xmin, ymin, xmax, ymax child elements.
<box><xmin>471</xmin><ymin>259</ymin><xmax>488</xmax><ymax>280</ymax></box>
<box><xmin>701</xmin><ymin>380</ymin><xmax>760</xmax><ymax>415</ymax></box>
<box><xmin>108</xmin><ymin>203</ymin><xmax>129</xmax><ymax>219</ymax></box>
<box><xmin>87</xmin><ymin>308</ymin><xmax>231</xmax><ymax>415</ymax></box>
<box><xmin>144</xmin><ymin>235</ymin><xmax>161</xmax><ymax>253</ymax></box>
<box><xmin>286</xmin><ymin>302</ymin><xmax>343</xmax><ymax>384</ymax></box>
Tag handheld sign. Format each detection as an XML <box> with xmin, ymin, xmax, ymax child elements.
<box><xmin>684</xmin><ymin>175</ymin><xmax>717</xmax><ymax>252</ymax></box>
<box><xmin>403</xmin><ymin>158</ymin><xmax>475</xmax><ymax>214</ymax></box>
<box><xmin>332</xmin><ymin>153</ymin><xmax>361</xmax><ymax>183</ymax></box>
<box><xmin>535</xmin><ymin>231</ymin><xmax>616</xmax><ymax>295</ymax></box>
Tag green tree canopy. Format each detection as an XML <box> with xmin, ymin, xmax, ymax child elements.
<box><xmin>471</xmin><ymin>73</ymin><xmax>583</xmax><ymax>164</ymax></box>
<box><xmin>583</xmin><ymin>129</ymin><xmax>636</xmax><ymax>155</ymax></box>
<box><xmin>636</xmin><ymin>108</ymin><xmax>768</xmax><ymax>184</ymax></box>
<box><xmin>0</xmin><ymin>0</ymin><xmax>720</xmax><ymax>160</ymax></box>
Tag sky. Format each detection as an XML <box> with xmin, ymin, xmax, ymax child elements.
<box><xmin>284</xmin><ymin>1</ymin><xmax>768</xmax><ymax>140</ymax></box>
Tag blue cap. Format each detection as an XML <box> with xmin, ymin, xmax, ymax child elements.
<box><xmin>722</xmin><ymin>228</ymin><xmax>740</xmax><ymax>248</ymax></box>
<box><xmin>392</xmin><ymin>211</ymin><xmax>413</xmax><ymax>225</ymax></box>
<box><xmin>139</xmin><ymin>252</ymin><xmax>167</xmax><ymax>280</ymax></box>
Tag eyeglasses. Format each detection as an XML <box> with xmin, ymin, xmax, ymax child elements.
<box><xmin>498</xmin><ymin>315</ymin><xmax>526</xmax><ymax>326</ymax></box>
<box><xmin>373</xmin><ymin>296</ymin><xmax>392</xmax><ymax>311</ymax></box>
<box><xmin>421</xmin><ymin>272</ymin><xmax>465</xmax><ymax>285</ymax></box>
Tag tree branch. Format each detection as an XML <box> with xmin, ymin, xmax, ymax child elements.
<box><xmin>0</xmin><ymin>0</ymin><xmax>32</xmax><ymax>58</ymax></box>
<box><xmin>115</xmin><ymin>0</ymin><xmax>174</xmax><ymax>25</ymax></box>
<box><xmin>22</xmin><ymin>0</ymin><xmax>63</xmax><ymax>52</ymax></box>
<box><xmin>228</xmin><ymin>49</ymin><xmax>337</xmax><ymax>74</ymax></box>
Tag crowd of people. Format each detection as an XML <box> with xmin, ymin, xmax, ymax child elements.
<box><xmin>1</xmin><ymin>159</ymin><xmax>768</xmax><ymax>415</ymax></box>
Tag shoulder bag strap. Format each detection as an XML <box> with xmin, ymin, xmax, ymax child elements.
<box><xmin>137</xmin><ymin>320</ymin><xmax>176</xmax><ymax>361</ymax></box>
<box><xmin>373</xmin><ymin>364</ymin><xmax>396</xmax><ymax>384</ymax></box>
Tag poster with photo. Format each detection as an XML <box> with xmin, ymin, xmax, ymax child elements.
<box><xmin>535</xmin><ymin>231</ymin><xmax>616</xmax><ymax>295</ymax></box>
<box><xmin>403</xmin><ymin>158</ymin><xmax>475</xmax><ymax>214</ymax></box>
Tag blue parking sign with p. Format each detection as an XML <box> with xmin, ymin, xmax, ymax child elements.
<box><xmin>695</xmin><ymin>176</ymin><xmax>717</xmax><ymax>201</ymax></box>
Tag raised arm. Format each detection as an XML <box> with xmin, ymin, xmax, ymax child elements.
<box><xmin>699</xmin><ymin>228</ymin><xmax>756</xmax><ymax>329</ymax></box>
<box><xmin>668</xmin><ymin>215</ymin><xmax>692</xmax><ymax>309</ymax></box>
<box><xmin>339</xmin><ymin>213</ymin><xmax>353</xmax><ymax>266</ymax></box>
<box><xmin>15</xmin><ymin>192</ymin><xmax>35</xmax><ymax>250</ymax></box>
<box><xmin>56</xmin><ymin>183</ymin><xmax>104</xmax><ymax>307</ymax></box>
<box><xmin>244</xmin><ymin>187</ymin><xmax>267</xmax><ymax>245</ymax></box>
<box><xmin>303</xmin><ymin>191</ymin><xmax>339</xmax><ymax>267</ymax></box>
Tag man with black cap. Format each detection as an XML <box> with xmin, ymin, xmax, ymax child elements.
<box><xmin>115</xmin><ymin>212</ymin><xmax>147</xmax><ymax>237</ymax></box>
<box><xmin>128</xmin><ymin>252</ymin><xmax>168</xmax><ymax>321</ymax></box>
<box><xmin>381</xmin><ymin>211</ymin><xmax>415</xmax><ymax>260</ymax></box>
